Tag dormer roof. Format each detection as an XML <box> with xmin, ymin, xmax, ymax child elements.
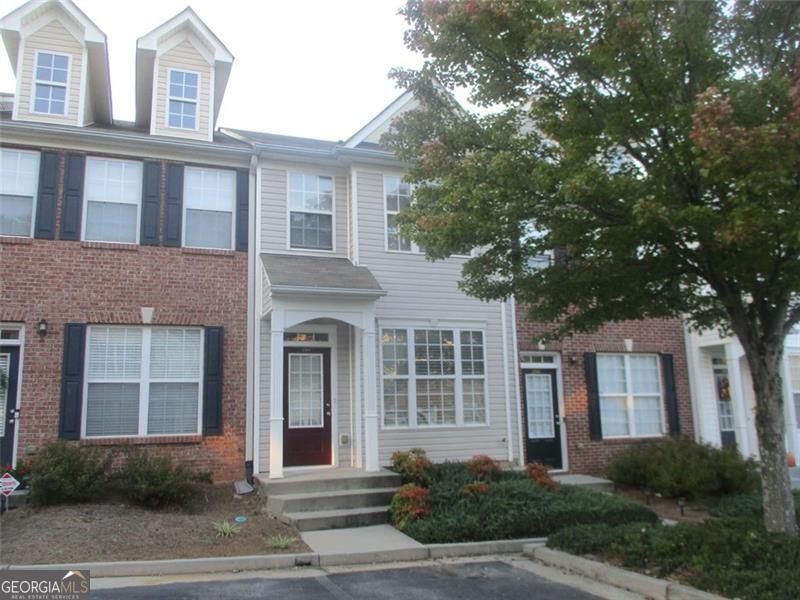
<box><xmin>135</xmin><ymin>6</ymin><xmax>233</xmax><ymax>130</ymax></box>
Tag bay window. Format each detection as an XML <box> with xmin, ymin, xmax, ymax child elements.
<box><xmin>83</xmin><ymin>157</ymin><xmax>142</xmax><ymax>243</ymax></box>
<box><xmin>0</xmin><ymin>149</ymin><xmax>39</xmax><ymax>237</ymax></box>
<box><xmin>84</xmin><ymin>326</ymin><xmax>202</xmax><ymax>437</ymax></box>
<box><xmin>381</xmin><ymin>327</ymin><xmax>486</xmax><ymax>427</ymax></box>
<box><xmin>289</xmin><ymin>173</ymin><xmax>333</xmax><ymax>250</ymax></box>
<box><xmin>597</xmin><ymin>353</ymin><xmax>664</xmax><ymax>438</ymax></box>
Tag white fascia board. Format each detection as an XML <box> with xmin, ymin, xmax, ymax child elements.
<box><xmin>344</xmin><ymin>89</ymin><xmax>416</xmax><ymax>148</ymax></box>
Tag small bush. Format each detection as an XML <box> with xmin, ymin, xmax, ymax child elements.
<box><xmin>390</xmin><ymin>448</ymin><xmax>434</xmax><ymax>487</ymax></box>
<box><xmin>606</xmin><ymin>438</ymin><xmax>759</xmax><ymax>499</ymax></box>
<box><xmin>711</xmin><ymin>490</ymin><xmax>800</xmax><ymax>524</ymax></box>
<box><xmin>114</xmin><ymin>450</ymin><xmax>209</xmax><ymax>509</ymax></box>
<box><xmin>390</xmin><ymin>483</ymin><xmax>430</xmax><ymax>529</ymax></box>
<box><xmin>28</xmin><ymin>442</ymin><xmax>111</xmax><ymax>506</ymax></box>
<box><xmin>213</xmin><ymin>520</ymin><xmax>239</xmax><ymax>538</ymax></box>
<box><xmin>459</xmin><ymin>481</ymin><xmax>490</xmax><ymax>498</ymax></box>
<box><xmin>465</xmin><ymin>455</ymin><xmax>502</xmax><ymax>481</ymax></box>
<box><xmin>268</xmin><ymin>534</ymin><xmax>297</xmax><ymax>550</ymax></box>
<box><xmin>525</xmin><ymin>462</ymin><xmax>560</xmax><ymax>491</ymax></box>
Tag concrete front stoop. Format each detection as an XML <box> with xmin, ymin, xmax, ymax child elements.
<box><xmin>257</xmin><ymin>469</ymin><xmax>401</xmax><ymax>531</ymax></box>
<box><xmin>552</xmin><ymin>474</ymin><xmax>615</xmax><ymax>494</ymax></box>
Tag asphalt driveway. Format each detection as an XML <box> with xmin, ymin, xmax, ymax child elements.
<box><xmin>93</xmin><ymin>561</ymin><xmax>602</xmax><ymax>599</ymax></box>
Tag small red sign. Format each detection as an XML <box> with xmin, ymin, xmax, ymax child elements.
<box><xmin>0</xmin><ymin>472</ymin><xmax>20</xmax><ymax>497</ymax></box>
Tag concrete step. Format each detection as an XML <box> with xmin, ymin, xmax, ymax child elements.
<box><xmin>267</xmin><ymin>487</ymin><xmax>397</xmax><ymax>514</ymax></box>
<box><xmin>259</xmin><ymin>470</ymin><xmax>401</xmax><ymax>496</ymax></box>
<box><xmin>553</xmin><ymin>473</ymin><xmax>615</xmax><ymax>494</ymax></box>
<box><xmin>281</xmin><ymin>506</ymin><xmax>391</xmax><ymax>531</ymax></box>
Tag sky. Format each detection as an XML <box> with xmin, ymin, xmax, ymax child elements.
<box><xmin>0</xmin><ymin>0</ymin><xmax>424</xmax><ymax>141</ymax></box>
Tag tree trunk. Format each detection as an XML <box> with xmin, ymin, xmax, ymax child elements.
<box><xmin>741</xmin><ymin>338</ymin><xmax>798</xmax><ymax>535</ymax></box>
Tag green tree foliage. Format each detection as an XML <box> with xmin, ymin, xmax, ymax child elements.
<box><xmin>385</xmin><ymin>0</ymin><xmax>800</xmax><ymax>533</ymax></box>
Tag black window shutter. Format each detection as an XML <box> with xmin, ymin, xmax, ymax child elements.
<box><xmin>164</xmin><ymin>164</ymin><xmax>184</xmax><ymax>247</ymax></box>
<box><xmin>59</xmin><ymin>153</ymin><xmax>85</xmax><ymax>240</ymax></box>
<box><xmin>203</xmin><ymin>326</ymin><xmax>224</xmax><ymax>436</ymax></box>
<box><xmin>34</xmin><ymin>151</ymin><xmax>60</xmax><ymax>239</ymax></box>
<box><xmin>235</xmin><ymin>168</ymin><xmax>249</xmax><ymax>252</ymax></box>
<box><xmin>584</xmin><ymin>352</ymin><xmax>602</xmax><ymax>440</ymax></box>
<box><xmin>140</xmin><ymin>161</ymin><xmax>162</xmax><ymax>245</ymax></box>
<box><xmin>59</xmin><ymin>323</ymin><xmax>86</xmax><ymax>440</ymax></box>
<box><xmin>661</xmin><ymin>353</ymin><xmax>681</xmax><ymax>436</ymax></box>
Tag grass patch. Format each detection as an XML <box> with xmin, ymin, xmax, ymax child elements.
<box><xmin>547</xmin><ymin>519</ymin><xmax>800</xmax><ymax>600</ymax></box>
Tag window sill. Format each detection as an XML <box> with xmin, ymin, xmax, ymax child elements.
<box><xmin>0</xmin><ymin>235</ymin><xmax>33</xmax><ymax>245</ymax></box>
<box><xmin>181</xmin><ymin>247</ymin><xmax>237</xmax><ymax>257</ymax></box>
<box><xmin>81</xmin><ymin>241</ymin><xmax>139</xmax><ymax>252</ymax></box>
<box><xmin>600</xmin><ymin>435</ymin><xmax>666</xmax><ymax>444</ymax></box>
<box><xmin>79</xmin><ymin>435</ymin><xmax>203</xmax><ymax>446</ymax></box>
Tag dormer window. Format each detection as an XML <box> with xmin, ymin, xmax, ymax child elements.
<box><xmin>167</xmin><ymin>69</ymin><xmax>198</xmax><ymax>130</ymax></box>
<box><xmin>33</xmin><ymin>51</ymin><xmax>69</xmax><ymax>115</ymax></box>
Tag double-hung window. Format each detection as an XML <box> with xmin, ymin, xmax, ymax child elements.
<box><xmin>384</xmin><ymin>175</ymin><xmax>415</xmax><ymax>252</ymax></box>
<box><xmin>288</xmin><ymin>173</ymin><xmax>333</xmax><ymax>250</ymax></box>
<box><xmin>0</xmin><ymin>149</ymin><xmax>39</xmax><ymax>237</ymax></box>
<box><xmin>33</xmin><ymin>51</ymin><xmax>68</xmax><ymax>115</ymax></box>
<box><xmin>84</xmin><ymin>158</ymin><xmax>142</xmax><ymax>244</ymax></box>
<box><xmin>168</xmin><ymin>69</ymin><xmax>198</xmax><ymax>129</ymax></box>
<box><xmin>597</xmin><ymin>353</ymin><xmax>664</xmax><ymax>438</ymax></box>
<box><xmin>381</xmin><ymin>328</ymin><xmax>486</xmax><ymax>427</ymax></box>
<box><xmin>184</xmin><ymin>167</ymin><xmax>235</xmax><ymax>249</ymax></box>
<box><xmin>84</xmin><ymin>326</ymin><xmax>202</xmax><ymax>437</ymax></box>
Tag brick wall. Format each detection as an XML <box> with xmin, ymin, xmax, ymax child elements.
<box><xmin>515</xmin><ymin>305</ymin><xmax>693</xmax><ymax>475</ymax></box>
<box><xmin>0</xmin><ymin>150</ymin><xmax>248</xmax><ymax>482</ymax></box>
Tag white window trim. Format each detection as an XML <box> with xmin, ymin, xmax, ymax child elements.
<box><xmin>30</xmin><ymin>50</ymin><xmax>71</xmax><ymax>117</ymax></box>
<box><xmin>165</xmin><ymin>67</ymin><xmax>201</xmax><ymax>132</ymax></box>
<box><xmin>379</xmin><ymin>327</ymin><xmax>489</xmax><ymax>430</ymax></box>
<box><xmin>81</xmin><ymin>326</ymin><xmax>204</xmax><ymax>439</ymax></box>
<box><xmin>598</xmin><ymin>352</ymin><xmax>666</xmax><ymax>440</ymax></box>
<box><xmin>81</xmin><ymin>156</ymin><xmax>143</xmax><ymax>245</ymax></box>
<box><xmin>286</xmin><ymin>171</ymin><xmax>336</xmax><ymax>253</ymax></box>
<box><xmin>787</xmin><ymin>352</ymin><xmax>800</xmax><ymax>429</ymax></box>
<box><xmin>0</xmin><ymin>148</ymin><xmax>40</xmax><ymax>238</ymax></box>
<box><xmin>383</xmin><ymin>174</ymin><xmax>420</xmax><ymax>254</ymax></box>
<box><xmin>181</xmin><ymin>166</ymin><xmax>236</xmax><ymax>250</ymax></box>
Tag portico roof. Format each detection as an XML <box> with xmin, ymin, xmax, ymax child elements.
<box><xmin>261</xmin><ymin>253</ymin><xmax>385</xmax><ymax>298</ymax></box>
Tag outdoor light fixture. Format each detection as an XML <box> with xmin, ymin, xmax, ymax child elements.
<box><xmin>677</xmin><ymin>496</ymin><xmax>686</xmax><ymax>516</ymax></box>
<box><xmin>37</xmin><ymin>319</ymin><xmax>48</xmax><ymax>338</ymax></box>
<box><xmin>569</xmin><ymin>354</ymin><xmax>579</xmax><ymax>365</ymax></box>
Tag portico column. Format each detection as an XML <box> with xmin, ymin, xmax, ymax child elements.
<box><xmin>269</xmin><ymin>309</ymin><xmax>285</xmax><ymax>478</ymax></box>
<box><xmin>362</xmin><ymin>326</ymin><xmax>379</xmax><ymax>472</ymax></box>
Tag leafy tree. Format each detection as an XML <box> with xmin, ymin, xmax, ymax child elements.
<box><xmin>385</xmin><ymin>0</ymin><xmax>800</xmax><ymax>534</ymax></box>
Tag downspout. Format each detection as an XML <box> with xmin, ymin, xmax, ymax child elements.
<box><xmin>501</xmin><ymin>300</ymin><xmax>514</xmax><ymax>462</ymax></box>
<box><xmin>245</xmin><ymin>152</ymin><xmax>258</xmax><ymax>482</ymax></box>
<box><xmin>510</xmin><ymin>296</ymin><xmax>526</xmax><ymax>467</ymax></box>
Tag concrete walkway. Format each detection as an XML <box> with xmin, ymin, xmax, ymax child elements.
<box><xmin>301</xmin><ymin>525</ymin><xmax>426</xmax><ymax>564</ymax></box>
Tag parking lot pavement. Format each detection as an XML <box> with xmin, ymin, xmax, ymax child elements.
<box><xmin>93</xmin><ymin>560</ymin><xmax>603</xmax><ymax>599</ymax></box>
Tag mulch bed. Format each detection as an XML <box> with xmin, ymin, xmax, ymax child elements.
<box><xmin>614</xmin><ymin>487</ymin><xmax>710</xmax><ymax>523</ymax></box>
<box><xmin>0</xmin><ymin>484</ymin><xmax>309</xmax><ymax>565</ymax></box>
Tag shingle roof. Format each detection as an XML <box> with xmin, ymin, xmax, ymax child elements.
<box><xmin>261</xmin><ymin>253</ymin><xmax>384</xmax><ymax>296</ymax></box>
<box><xmin>226</xmin><ymin>129</ymin><xmax>340</xmax><ymax>152</ymax></box>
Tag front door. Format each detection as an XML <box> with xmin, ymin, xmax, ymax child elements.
<box><xmin>283</xmin><ymin>347</ymin><xmax>332</xmax><ymax>467</ymax></box>
<box><xmin>522</xmin><ymin>368</ymin><xmax>562</xmax><ymax>469</ymax></box>
<box><xmin>0</xmin><ymin>346</ymin><xmax>21</xmax><ymax>468</ymax></box>
<box><xmin>713</xmin><ymin>364</ymin><xmax>737</xmax><ymax>449</ymax></box>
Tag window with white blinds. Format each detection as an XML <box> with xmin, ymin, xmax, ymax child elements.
<box><xmin>84</xmin><ymin>326</ymin><xmax>202</xmax><ymax>437</ymax></box>
<box><xmin>83</xmin><ymin>158</ymin><xmax>143</xmax><ymax>244</ymax></box>
<box><xmin>597</xmin><ymin>353</ymin><xmax>664</xmax><ymax>438</ymax></box>
<box><xmin>0</xmin><ymin>149</ymin><xmax>40</xmax><ymax>237</ymax></box>
<box><xmin>183</xmin><ymin>167</ymin><xmax>236</xmax><ymax>250</ymax></box>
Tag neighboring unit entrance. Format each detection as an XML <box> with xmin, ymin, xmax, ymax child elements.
<box><xmin>283</xmin><ymin>346</ymin><xmax>332</xmax><ymax>467</ymax></box>
<box><xmin>712</xmin><ymin>357</ymin><xmax>737</xmax><ymax>449</ymax></box>
<box><xmin>0</xmin><ymin>346</ymin><xmax>20</xmax><ymax>468</ymax></box>
<box><xmin>522</xmin><ymin>367</ymin><xmax>563</xmax><ymax>469</ymax></box>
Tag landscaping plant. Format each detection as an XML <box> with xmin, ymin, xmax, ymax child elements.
<box><xmin>114</xmin><ymin>449</ymin><xmax>211</xmax><ymax>509</ymax></box>
<box><xmin>212</xmin><ymin>519</ymin><xmax>239</xmax><ymax>538</ymax></box>
<box><xmin>4</xmin><ymin>458</ymin><xmax>34</xmax><ymax>489</ymax></box>
<box><xmin>28</xmin><ymin>442</ymin><xmax>111</xmax><ymax>506</ymax></box>
<box><xmin>390</xmin><ymin>447</ymin><xmax>434</xmax><ymax>487</ymax></box>
<box><xmin>525</xmin><ymin>462</ymin><xmax>560</xmax><ymax>492</ymax></box>
<box><xmin>712</xmin><ymin>490</ymin><xmax>800</xmax><ymax>525</ymax></box>
<box><xmin>465</xmin><ymin>454</ymin><xmax>501</xmax><ymax>481</ymax></box>
<box><xmin>268</xmin><ymin>534</ymin><xmax>297</xmax><ymax>550</ymax></box>
<box><xmin>389</xmin><ymin>483</ymin><xmax>431</xmax><ymax>529</ymax></box>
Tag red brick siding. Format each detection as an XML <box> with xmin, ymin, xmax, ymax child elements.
<box><xmin>0</xmin><ymin>150</ymin><xmax>248</xmax><ymax>482</ymax></box>
<box><xmin>515</xmin><ymin>306</ymin><xmax>693</xmax><ymax>475</ymax></box>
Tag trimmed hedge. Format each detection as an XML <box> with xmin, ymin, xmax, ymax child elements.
<box><xmin>547</xmin><ymin>519</ymin><xmax>800</xmax><ymax>600</ymax></box>
<box><xmin>398</xmin><ymin>463</ymin><xmax>657</xmax><ymax>543</ymax></box>
<box><xmin>606</xmin><ymin>438</ymin><xmax>760</xmax><ymax>499</ymax></box>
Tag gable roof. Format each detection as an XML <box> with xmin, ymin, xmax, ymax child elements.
<box><xmin>261</xmin><ymin>253</ymin><xmax>385</xmax><ymax>297</ymax></box>
<box><xmin>343</xmin><ymin>89</ymin><xmax>417</xmax><ymax>149</ymax></box>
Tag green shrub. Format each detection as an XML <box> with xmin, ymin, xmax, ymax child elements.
<box><xmin>400</xmin><ymin>476</ymin><xmax>657</xmax><ymax>543</ymax></box>
<box><xmin>28</xmin><ymin>442</ymin><xmax>111</xmax><ymax>506</ymax></box>
<box><xmin>547</xmin><ymin>519</ymin><xmax>800</xmax><ymax>600</ymax></box>
<box><xmin>525</xmin><ymin>462</ymin><xmax>560</xmax><ymax>491</ymax></box>
<box><xmin>465</xmin><ymin>455</ymin><xmax>502</xmax><ymax>481</ymax></box>
<box><xmin>390</xmin><ymin>483</ymin><xmax>430</xmax><ymax>529</ymax></box>
<box><xmin>606</xmin><ymin>438</ymin><xmax>759</xmax><ymax>499</ymax></box>
<box><xmin>390</xmin><ymin>448</ymin><xmax>434</xmax><ymax>487</ymax></box>
<box><xmin>711</xmin><ymin>490</ymin><xmax>800</xmax><ymax>524</ymax></box>
<box><xmin>114</xmin><ymin>450</ymin><xmax>210</xmax><ymax>509</ymax></box>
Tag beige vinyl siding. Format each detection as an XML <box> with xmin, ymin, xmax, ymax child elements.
<box><xmin>17</xmin><ymin>19</ymin><xmax>83</xmax><ymax>125</ymax></box>
<box><xmin>260</xmin><ymin>165</ymin><xmax>348</xmax><ymax>257</ymax></box>
<box><xmin>355</xmin><ymin>169</ymin><xmax>519</xmax><ymax>465</ymax></box>
<box><xmin>152</xmin><ymin>38</ymin><xmax>211</xmax><ymax>141</ymax></box>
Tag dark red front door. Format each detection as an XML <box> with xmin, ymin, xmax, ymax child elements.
<box><xmin>283</xmin><ymin>347</ymin><xmax>332</xmax><ymax>467</ymax></box>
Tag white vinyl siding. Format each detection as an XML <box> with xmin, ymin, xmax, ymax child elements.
<box><xmin>381</xmin><ymin>327</ymin><xmax>486</xmax><ymax>428</ymax></box>
<box><xmin>597</xmin><ymin>353</ymin><xmax>664</xmax><ymax>438</ymax></box>
<box><xmin>288</xmin><ymin>173</ymin><xmax>333</xmax><ymax>250</ymax></box>
<box><xmin>183</xmin><ymin>167</ymin><xmax>235</xmax><ymax>250</ymax></box>
<box><xmin>0</xmin><ymin>149</ymin><xmax>39</xmax><ymax>237</ymax></box>
<box><xmin>83</xmin><ymin>158</ymin><xmax>143</xmax><ymax>244</ymax></box>
<box><xmin>84</xmin><ymin>326</ymin><xmax>202</xmax><ymax>438</ymax></box>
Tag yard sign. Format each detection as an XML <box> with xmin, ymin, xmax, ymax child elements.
<box><xmin>0</xmin><ymin>472</ymin><xmax>19</xmax><ymax>496</ymax></box>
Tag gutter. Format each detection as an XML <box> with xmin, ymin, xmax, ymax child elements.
<box><xmin>269</xmin><ymin>285</ymin><xmax>387</xmax><ymax>298</ymax></box>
